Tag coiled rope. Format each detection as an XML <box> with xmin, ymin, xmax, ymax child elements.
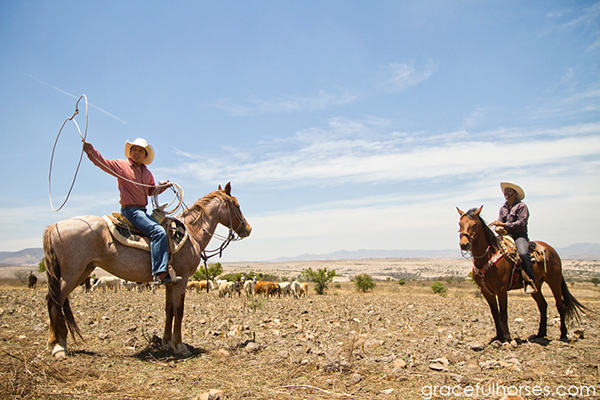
<box><xmin>49</xmin><ymin>94</ymin><xmax>184</xmax><ymax>215</ymax></box>
<box><xmin>48</xmin><ymin>95</ymin><xmax>88</xmax><ymax>211</ymax></box>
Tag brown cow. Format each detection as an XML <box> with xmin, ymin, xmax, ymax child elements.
<box><xmin>254</xmin><ymin>281</ymin><xmax>281</xmax><ymax>297</ymax></box>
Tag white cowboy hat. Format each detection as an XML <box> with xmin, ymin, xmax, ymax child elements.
<box><xmin>500</xmin><ymin>182</ymin><xmax>525</xmax><ymax>200</ymax></box>
<box><xmin>124</xmin><ymin>138</ymin><xmax>155</xmax><ymax>165</ymax></box>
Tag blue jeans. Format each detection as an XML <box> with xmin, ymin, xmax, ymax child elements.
<box><xmin>121</xmin><ymin>206</ymin><xmax>169</xmax><ymax>276</ymax></box>
<box><xmin>514</xmin><ymin>236</ymin><xmax>535</xmax><ymax>281</ymax></box>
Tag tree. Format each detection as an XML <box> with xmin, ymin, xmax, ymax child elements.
<box><xmin>193</xmin><ymin>262</ymin><xmax>223</xmax><ymax>281</ymax></box>
<box><xmin>591</xmin><ymin>277</ymin><xmax>600</xmax><ymax>287</ymax></box>
<box><xmin>38</xmin><ymin>258</ymin><xmax>45</xmax><ymax>273</ymax></box>
<box><xmin>301</xmin><ymin>267</ymin><xmax>336</xmax><ymax>295</ymax></box>
<box><xmin>354</xmin><ymin>273</ymin><xmax>376</xmax><ymax>292</ymax></box>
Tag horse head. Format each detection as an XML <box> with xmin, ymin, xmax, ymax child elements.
<box><xmin>456</xmin><ymin>206</ymin><xmax>484</xmax><ymax>252</ymax></box>
<box><xmin>218</xmin><ymin>182</ymin><xmax>252</xmax><ymax>239</ymax></box>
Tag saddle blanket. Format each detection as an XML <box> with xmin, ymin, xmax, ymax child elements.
<box><xmin>103</xmin><ymin>213</ymin><xmax>188</xmax><ymax>254</ymax></box>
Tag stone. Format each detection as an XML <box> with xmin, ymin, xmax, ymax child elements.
<box><xmin>470</xmin><ymin>342</ymin><xmax>486</xmax><ymax>351</ymax></box>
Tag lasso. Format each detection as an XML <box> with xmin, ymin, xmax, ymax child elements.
<box><xmin>49</xmin><ymin>95</ymin><xmax>184</xmax><ymax>215</ymax></box>
<box><xmin>48</xmin><ymin>95</ymin><xmax>88</xmax><ymax>212</ymax></box>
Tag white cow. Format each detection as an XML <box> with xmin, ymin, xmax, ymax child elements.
<box><xmin>218</xmin><ymin>281</ymin><xmax>235</xmax><ymax>298</ymax></box>
<box><xmin>291</xmin><ymin>281</ymin><xmax>301</xmax><ymax>299</ymax></box>
<box><xmin>278</xmin><ymin>282</ymin><xmax>291</xmax><ymax>297</ymax></box>
<box><xmin>244</xmin><ymin>280</ymin><xmax>255</xmax><ymax>298</ymax></box>
<box><xmin>91</xmin><ymin>276</ymin><xmax>121</xmax><ymax>293</ymax></box>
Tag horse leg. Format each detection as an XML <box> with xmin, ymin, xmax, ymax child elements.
<box><xmin>497</xmin><ymin>291</ymin><xmax>511</xmax><ymax>342</ymax></box>
<box><xmin>45</xmin><ymin>229</ymin><xmax>85</xmax><ymax>358</ymax></box>
<box><xmin>548</xmin><ymin>278</ymin><xmax>569</xmax><ymax>340</ymax></box>
<box><xmin>481</xmin><ymin>290</ymin><xmax>505</xmax><ymax>342</ymax></box>
<box><xmin>530</xmin><ymin>289</ymin><xmax>548</xmax><ymax>339</ymax></box>
<box><xmin>170</xmin><ymin>287</ymin><xmax>191</xmax><ymax>357</ymax></box>
<box><xmin>162</xmin><ymin>285</ymin><xmax>175</xmax><ymax>349</ymax></box>
<box><xmin>47</xmin><ymin>290</ymin><xmax>69</xmax><ymax>358</ymax></box>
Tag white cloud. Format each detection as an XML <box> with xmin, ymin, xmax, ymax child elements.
<box><xmin>168</xmin><ymin>122</ymin><xmax>600</xmax><ymax>188</ymax></box>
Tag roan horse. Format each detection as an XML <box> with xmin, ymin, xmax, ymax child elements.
<box><xmin>457</xmin><ymin>206</ymin><xmax>585</xmax><ymax>343</ymax></box>
<box><xmin>44</xmin><ymin>183</ymin><xmax>251</xmax><ymax>358</ymax></box>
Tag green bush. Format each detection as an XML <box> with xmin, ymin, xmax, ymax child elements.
<box><xmin>590</xmin><ymin>277</ymin><xmax>600</xmax><ymax>287</ymax></box>
<box><xmin>398</xmin><ymin>279</ymin><xmax>406</xmax><ymax>286</ymax></box>
<box><xmin>430</xmin><ymin>281</ymin><xmax>448</xmax><ymax>296</ymax></box>
<box><xmin>353</xmin><ymin>273</ymin><xmax>376</xmax><ymax>292</ymax></box>
<box><xmin>193</xmin><ymin>262</ymin><xmax>223</xmax><ymax>281</ymax></box>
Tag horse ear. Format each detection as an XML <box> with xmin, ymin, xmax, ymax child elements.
<box><xmin>224</xmin><ymin>182</ymin><xmax>231</xmax><ymax>196</ymax></box>
<box><xmin>457</xmin><ymin>207</ymin><xmax>465</xmax><ymax>216</ymax></box>
<box><xmin>218</xmin><ymin>185</ymin><xmax>222</xmax><ymax>190</ymax></box>
<box><xmin>475</xmin><ymin>205</ymin><xmax>483</xmax><ymax>216</ymax></box>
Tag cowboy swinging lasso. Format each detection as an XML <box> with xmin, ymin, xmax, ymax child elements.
<box><xmin>45</xmin><ymin>97</ymin><xmax>252</xmax><ymax>358</ymax></box>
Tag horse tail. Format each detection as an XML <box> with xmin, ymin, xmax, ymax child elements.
<box><xmin>561</xmin><ymin>277</ymin><xmax>587</xmax><ymax>324</ymax></box>
<box><xmin>44</xmin><ymin>225</ymin><xmax>83</xmax><ymax>342</ymax></box>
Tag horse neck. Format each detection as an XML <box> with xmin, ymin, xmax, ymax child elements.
<box><xmin>472</xmin><ymin>222</ymin><xmax>495</xmax><ymax>267</ymax></box>
<box><xmin>182</xmin><ymin>195</ymin><xmax>225</xmax><ymax>250</ymax></box>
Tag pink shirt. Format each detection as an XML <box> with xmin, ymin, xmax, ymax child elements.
<box><xmin>86</xmin><ymin>145</ymin><xmax>156</xmax><ymax>207</ymax></box>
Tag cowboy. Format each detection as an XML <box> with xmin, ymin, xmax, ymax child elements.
<box><xmin>82</xmin><ymin>138</ymin><xmax>182</xmax><ymax>286</ymax></box>
<box><xmin>492</xmin><ymin>182</ymin><xmax>537</xmax><ymax>293</ymax></box>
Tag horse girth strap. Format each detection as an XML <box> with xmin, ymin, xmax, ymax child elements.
<box><xmin>473</xmin><ymin>250</ymin><xmax>503</xmax><ymax>278</ymax></box>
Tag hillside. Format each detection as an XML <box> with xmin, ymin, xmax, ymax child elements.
<box><xmin>0</xmin><ymin>248</ymin><xmax>44</xmax><ymax>266</ymax></box>
<box><xmin>1</xmin><ymin>243</ymin><xmax>598</xmax><ymax>267</ymax></box>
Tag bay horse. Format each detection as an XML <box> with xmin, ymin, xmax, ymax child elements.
<box><xmin>44</xmin><ymin>183</ymin><xmax>251</xmax><ymax>358</ymax></box>
<box><xmin>457</xmin><ymin>206</ymin><xmax>585</xmax><ymax>343</ymax></box>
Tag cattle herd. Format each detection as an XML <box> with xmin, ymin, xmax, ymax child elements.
<box><xmin>78</xmin><ymin>275</ymin><xmax>310</xmax><ymax>299</ymax></box>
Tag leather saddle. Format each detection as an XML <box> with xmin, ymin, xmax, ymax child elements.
<box><xmin>497</xmin><ymin>235</ymin><xmax>546</xmax><ymax>290</ymax></box>
<box><xmin>103</xmin><ymin>212</ymin><xmax>188</xmax><ymax>254</ymax></box>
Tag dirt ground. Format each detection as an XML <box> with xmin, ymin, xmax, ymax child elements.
<box><xmin>1</xmin><ymin>271</ymin><xmax>599</xmax><ymax>399</ymax></box>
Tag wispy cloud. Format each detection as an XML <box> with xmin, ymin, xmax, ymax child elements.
<box><xmin>381</xmin><ymin>60</ymin><xmax>438</xmax><ymax>92</ymax></box>
<box><xmin>168</xmin><ymin>121</ymin><xmax>600</xmax><ymax>188</ymax></box>
<box><xmin>213</xmin><ymin>89</ymin><xmax>358</xmax><ymax>116</ymax></box>
<box><xmin>25</xmin><ymin>73</ymin><xmax>127</xmax><ymax>124</ymax></box>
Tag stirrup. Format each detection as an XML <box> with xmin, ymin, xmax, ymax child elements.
<box><xmin>524</xmin><ymin>281</ymin><xmax>538</xmax><ymax>294</ymax></box>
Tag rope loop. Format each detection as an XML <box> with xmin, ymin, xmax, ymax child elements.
<box><xmin>48</xmin><ymin>94</ymin><xmax>88</xmax><ymax>211</ymax></box>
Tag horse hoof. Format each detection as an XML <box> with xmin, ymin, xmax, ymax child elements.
<box><xmin>173</xmin><ymin>343</ymin><xmax>192</xmax><ymax>357</ymax></box>
<box><xmin>52</xmin><ymin>345</ymin><xmax>67</xmax><ymax>359</ymax></box>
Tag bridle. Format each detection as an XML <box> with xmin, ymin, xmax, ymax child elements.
<box><xmin>459</xmin><ymin>215</ymin><xmax>491</xmax><ymax>260</ymax></box>
<box><xmin>179</xmin><ymin>193</ymin><xmax>247</xmax><ymax>261</ymax></box>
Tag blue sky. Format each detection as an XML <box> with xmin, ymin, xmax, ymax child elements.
<box><xmin>1</xmin><ymin>1</ymin><xmax>599</xmax><ymax>262</ymax></box>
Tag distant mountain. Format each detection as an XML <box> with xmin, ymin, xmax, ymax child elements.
<box><xmin>273</xmin><ymin>248</ymin><xmax>463</xmax><ymax>261</ymax></box>
<box><xmin>273</xmin><ymin>243</ymin><xmax>600</xmax><ymax>262</ymax></box>
<box><xmin>1</xmin><ymin>243</ymin><xmax>599</xmax><ymax>266</ymax></box>
<box><xmin>555</xmin><ymin>243</ymin><xmax>600</xmax><ymax>260</ymax></box>
<box><xmin>0</xmin><ymin>248</ymin><xmax>44</xmax><ymax>266</ymax></box>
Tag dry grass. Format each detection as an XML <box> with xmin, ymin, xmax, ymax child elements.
<box><xmin>0</xmin><ymin>278</ymin><xmax>599</xmax><ymax>399</ymax></box>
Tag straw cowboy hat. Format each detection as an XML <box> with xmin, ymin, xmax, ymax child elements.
<box><xmin>124</xmin><ymin>138</ymin><xmax>154</xmax><ymax>165</ymax></box>
<box><xmin>500</xmin><ymin>182</ymin><xmax>525</xmax><ymax>200</ymax></box>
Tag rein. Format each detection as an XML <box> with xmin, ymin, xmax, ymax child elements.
<box><xmin>460</xmin><ymin>215</ymin><xmax>506</xmax><ymax>290</ymax></box>
<box><xmin>179</xmin><ymin>195</ymin><xmax>245</xmax><ymax>261</ymax></box>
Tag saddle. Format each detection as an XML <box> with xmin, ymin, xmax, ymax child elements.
<box><xmin>103</xmin><ymin>212</ymin><xmax>188</xmax><ymax>254</ymax></box>
<box><xmin>497</xmin><ymin>235</ymin><xmax>546</xmax><ymax>290</ymax></box>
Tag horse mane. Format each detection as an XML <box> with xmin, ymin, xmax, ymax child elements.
<box><xmin>179</xmin><ymin>190</ymin><xmax>226</xmax><ymax>223</ymax></box>
<box><xmin>465</xmin><ymin>208</ymin><xmax>497</xmax><ymax>247</ymax></box>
